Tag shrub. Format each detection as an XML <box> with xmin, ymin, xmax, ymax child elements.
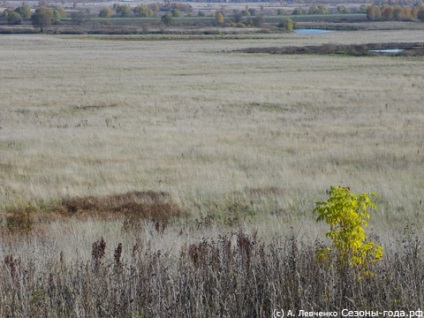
<box><xmin>292</xmin><ymin>7</ymin><xmax>305</xmax><ymax>15</ymax></box>
<box><xmin>171</xmin><ymin>8</ymin><xmax>181</xmax><ymax>17</ymax></box>
<box><xmin>99</xmin><ymin>8</ymin><xmax>113</xmax><ymax>18</ymax></box>
<box><xmin>7</xmin><ymin>11</ymin><xmax>22</xmax><ymax>25</ymax></box>
<box><xmin>248</xmin><ymin>8</ymin><xmax>257</xmax><ymax>16</ymax></box>
<box><xmin>161</xmin><ymin>12</ymin><xmax>173</xmax><ymax>26</ymax></box>
<box><xmin>56</xmin><ymin>8</ymin><xmax>67</xmax><ymax>18</ymax></box>
<box><xmin>4</xmin><ymin>200</ymin><xmax>37</xmax><ymax>235</ymax></box>
<box><xmin>133</xmin><ymin>5</ymin><xmax>153</xmax><ymax>17</ymax></box>
<box><xmin>367</xmin><ymin>5</ymin><xmax>382</xmax><ymax>21</ymax></box>
<box><xmin>232</xmin><ymin>10</ymin><xmax>243</xmax><ymax>23</ymax></box>
<box><xmin>252</xmin><ymin>15</ymin><xmax>264</xmax><ymax>27</ymax></box>
<box><xmin>70</xmin><ymin>10</ymin><xmax>91</xmax><ymax>26</ymax></box>
<box><xmin>52</xmin><ymin>10</ymin><xmax>62</xmax><ymax>25</ymax></box>
<box><xmin>313</xmin><ymin>186</ymin><xmax>383</xmax><ymax>277</ymax></box>
<box><xmin>308</xmin><ymin>5</ymin><xmax>329</xmax><ymax>15</ymax></box>
<box><xmin>277</xmin><ymin>9</ymin><xmax>287</xmax><ymax>16</ymax></box>
<box><xmin>337</xmin><ymin>6</ymin><xmax>348</xmax><ymax>14</ymax></box>
<box><xmin>115</xmin><ymin>5</ymin><xmax>132</xmax><ymax>17</ymax></box>
<box><xmin>216</xmin><ymin>12</ymin><xmax>224</xmax><ymax>24</ymax></box>
<box><xmin>278</xmin><ymin>18</ymin><xmax>294</xmax><ymax>32</ymax></box>
<box><xmin>241</xmin><ymin>9</ymin><xmax>250</xmax><ymax>17</ymax></box>
<box><xmin>15</xmin><ymin>3</ymin><xmax>31</xmax><ymax>19</ymax></box>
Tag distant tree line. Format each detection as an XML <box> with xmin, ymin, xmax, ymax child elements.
<box><xmin>2</xmin><ymin>3</ymin><xmax>31</xmax><ymax>25</ymax></box>
<box><xmin>367</xmin><ymin>4</ymin><xmax>424</xmax><ymax>21</ymax></box>
<box><xmin>291</xmin><ymin>5</ymin><xmax>367</xmax><ymax>15</ymax></box>
<box><xmin>108</xmin><ymin>3</ymin><xmax>193</xmax><ymax>18</ymax></box>
<box><xmin>1</xmin><ymin>4</ymin><xmax>67</xmax><ymax>27</ymax></box>
<box><xmin>4</xmin><ymin>1</ymin><xmax>424</xmax><ymax>33</ymax></box>
<box><xmin>30</xmin><ymin>7</ymin><xmax>84</xmax><ymax>31</ymax></box>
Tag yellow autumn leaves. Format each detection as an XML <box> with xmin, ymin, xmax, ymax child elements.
<box><xmin>314</xmin><ymin>186</ymin><xmax>383</xmax><ymax>275</ymax></box>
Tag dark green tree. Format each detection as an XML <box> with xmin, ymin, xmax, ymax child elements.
<box><xmin>15</xmin><ymin>3</ymin><xmax>31</xmax><ymax>18</ymax></box>
<box><xmin>161</xmin><ymin>12</ymin><xmax>173</xmax><ymax>26</ymax></box>
<box><xmin>277</xmin><ymin>9</ymin><xmax>287</xmax><ymax>16</ymax></box>
<box><xmin>241</xmin><ymin>9</ymin><xmax>250</xmax><ymax>16</ymax></box>
<box><xmin>292</xmin><ymin>7</ymin><xmax>305</xmax><ymax>15</ymax></box>
<box><xmin>278</xmin><ymin>18</ymin><xmax>294</xmax><ymax>32</ymax></box>
<box><xmin>7</xmin><ymin>11</ymin><xmax>23</xmax><ymax>25</ymax></box>
<box><xmin>115</xmin><ymin>5</ymin><xmax>132</xmax><ymax>17</ymax></box>
<box><xmin>418</xmin><ymin>7</ymin><xmax>424</xmax><ymax>21</ymax></box>
<box><xmin>233</xmin><ymin>10</ymin><xmax>243</xmax><ymax>23</ymax></box>
<box><xmin>133</xmin><ymin>5</ymin><xmax>153</xmax><ymax>17</ymax></box>
<box><xmin>248</xmin><ymin>8</ymin><xmax>257</xmax><ymax>16</ymax></box>
<box><xmin>55</xmin><ymin>8</ymin><xmax>67</xmax><ymax>19</ymax></box>
<box><xmin>337</xmin><ymin>6</ymin><xmax>348</xmax><ymax>14</ymax></box>
<box><xmin>171</xmin><ymin>8</ymin><xmax>181</xmax><ymax>17</ymax></box>
<box><xmin>99</xmin><ymin>8</ymin><xmax>113</xmax><ymax>18</ymax></box>
<box><xmin>309</xmin><ymin>5</ymin><xmax>329</xmax><ymax>15</ymax></box>
<box><xmin>31</xmin><ymin>7</ymin><xmax>53</xmax><ymax>32</ymax></box>
<box><xmin>52</xmin><ymin>9</ymin><xmax>62</xmax><ymax>24</ymax></box>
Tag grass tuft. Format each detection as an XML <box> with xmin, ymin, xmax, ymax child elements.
<box><xmin>3</xmin><ymin>200</ymin><xmax>37</xmax><ymax>235</ymax></box>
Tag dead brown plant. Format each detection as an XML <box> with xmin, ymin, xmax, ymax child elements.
<box><xmin>56</xmin><ymin>191</ymin><xmax>184</xmax><ymax>223</ymax></box>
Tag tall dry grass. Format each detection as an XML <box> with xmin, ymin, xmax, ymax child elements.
<box><xmin>0</xmin><ymin>32</ymin><xmax>423</xmax><ymax>226</ymax></box>
<box><xmin>0</xmin><ymin>227</ymin><xmax>422</xmax><ymax>317</ymax></box>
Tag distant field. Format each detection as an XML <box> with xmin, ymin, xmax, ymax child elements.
<box><xmin>0</xmin><ymin>29</ymin><xmax>423</xmax><ymax>315</ymax></box>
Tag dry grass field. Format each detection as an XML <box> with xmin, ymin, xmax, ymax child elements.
<box><xmin>1</xmin><ymin>31</ymin><xmax>423</xmax><ymax>217</ymax></box>
<box><xmin>0</xmin><ymin>30</ymin><xmax>423</xmax><ymax>314</ymax></box>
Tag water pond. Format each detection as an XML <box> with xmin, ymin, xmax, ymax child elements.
<box><xmin>368</xmin><ymin>49</ymin><xmax>404</xmax><ymax>54</ymax></box>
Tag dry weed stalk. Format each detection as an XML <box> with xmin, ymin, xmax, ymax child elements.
<box><xmin>114</xmin><ymin>242</ymin><xmax>123</xmax><ymax>267</ymax></box>
<box><xmin>92</xmin><ymin>237</ymin><xmax>106</xmax><ymax>271</ymax></box>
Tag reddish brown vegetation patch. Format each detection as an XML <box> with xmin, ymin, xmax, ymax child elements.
<box><xmin>0</xmin><ymin>191</ymin><xmax>186</xmax><ymax>235</ymax></box>
<box><xmin>55</xmin><ymin>191</ymin><xmax>186</xmax><ymax>223</ymax></box>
